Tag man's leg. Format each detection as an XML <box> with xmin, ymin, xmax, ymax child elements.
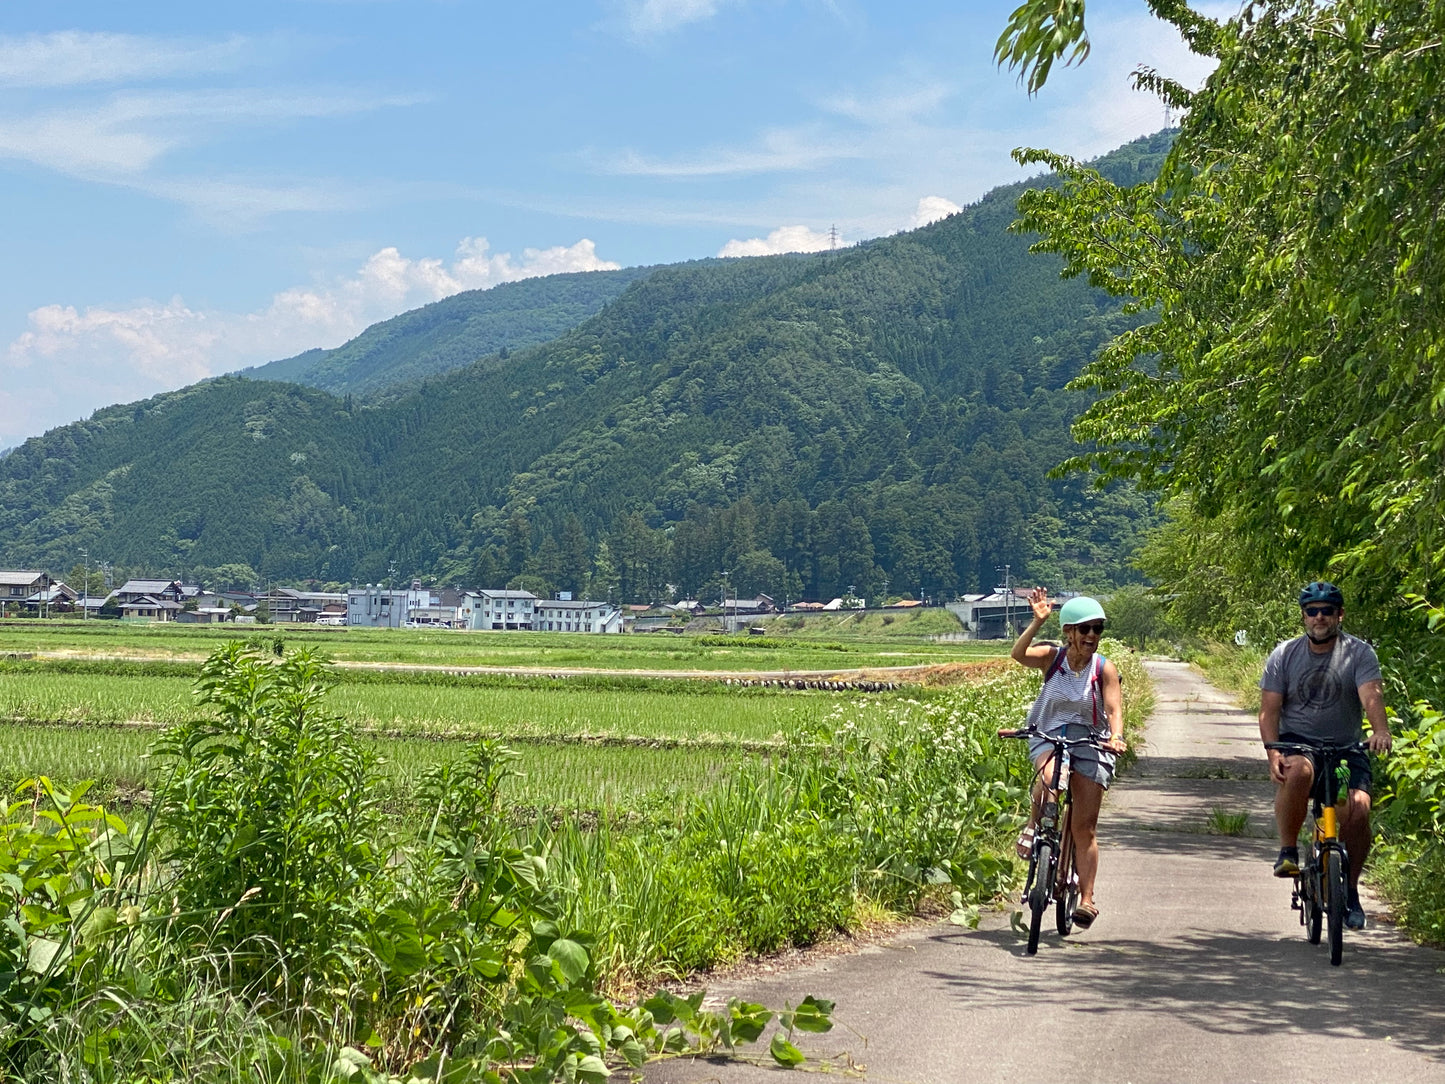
<box><xmin>1338</xmin><ymin>787</ymin><xmax>1372</xmax><ymax>929</ymax></box>
<box><xmin>1338</xmin><ymin>788</ymin><xmax>1373</xmax><ymax>888</ymax></box>
<box><xmin>1274</xmin><ymin>754</ymin><xmax>1313</xmax><ymax>873</ymax></box>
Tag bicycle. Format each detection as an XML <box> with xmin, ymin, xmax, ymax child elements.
<box><xmin>1264</xmin><ymin>739</ymin><xmax>1364</xmax><ymax>967</ymax></box>
<box><xmin>998</xmin><ymin>726</ymin><xmax>1111</xmax><ymax>955</ymax></box>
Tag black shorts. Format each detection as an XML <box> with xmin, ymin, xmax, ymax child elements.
<box><xmin>1279</xmin><ymin>731</ymin><xmax>1373</xmax><ymax>796</ymax></box>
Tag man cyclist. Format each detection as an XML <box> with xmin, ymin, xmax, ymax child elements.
<box><xmin>1258</xmin><ymin>581</ymin><xmax>1392</xmax><ymax>930</ymax></box>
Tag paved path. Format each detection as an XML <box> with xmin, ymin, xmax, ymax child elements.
<box><xmin>647</xmin><ymin>659</ymin><xmax>1445</xmax><ymax>1084</ymax></box>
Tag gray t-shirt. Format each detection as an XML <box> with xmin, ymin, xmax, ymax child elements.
<box><xmin>1260</xmin><ymin>632</ymin><xmax>1382</xmax><ymax>743</ymax></box>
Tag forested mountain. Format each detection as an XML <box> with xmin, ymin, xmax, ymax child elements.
<box><xmin>239</xmin><ymin>266</ymin><xmax>654</xmax><ymax>397</ymax></box>
<box><xmin>0</xmin><ymin>133</ymin><xmax>1172</xmax><ymax>603</ymax></box>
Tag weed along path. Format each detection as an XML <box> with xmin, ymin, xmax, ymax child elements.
<box><xmin>645</xmin><ymin>659</ymin><xmax>1445</xmax><ymax>1084</ymax></box>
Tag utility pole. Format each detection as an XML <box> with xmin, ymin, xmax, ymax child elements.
<box><xmin>80</xmin><ymin>548</ymin><xmax>90</xmax><ymax>620</ymax></box>
<box><xmin>996</xmin><ymin>564</ymin><xmax>1012</xmax><ymax>638</ymax></box>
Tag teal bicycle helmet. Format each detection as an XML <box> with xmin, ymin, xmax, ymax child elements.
<box><xmin>1058</xmin><ymin>596</ymin><xmax>1106</xmax><ymax>627</ymax></box>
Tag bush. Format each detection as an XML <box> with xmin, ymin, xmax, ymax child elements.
<box><xmin>0</xmin><ymin>778</ymin><xmax>141</xmax><ymax>1065</ymax></box>
<box><xmin>152</xmin><ymin>643</ymin><xmax>383</xmax><ymax>991</ymax></box>
<box><xmin>1374</xmin><ymin>701</ymin><xmax>1445</xmax><ymax>941</ymax></box>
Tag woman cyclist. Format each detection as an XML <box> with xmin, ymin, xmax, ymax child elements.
<box><xmin>1008</xmin><ymin>588</ymin><xmax>1127</xmax><ymax>928</ymax></box>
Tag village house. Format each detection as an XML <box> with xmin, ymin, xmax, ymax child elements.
<box><xmin>263</xmin><ymin>588</ymin><xmax>347</xmax><ymax>623</ymax></box>
<box><xmin>0</xmin><ymin>571</ymin><xmax>51</xmax><ymax>614</ymax></box>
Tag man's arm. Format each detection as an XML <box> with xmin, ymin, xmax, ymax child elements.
<box><xmin>1259</xmin><ymin>689</ymin><xmax>1287</xmax><ymax>783</ymax></box>
<box><xmin>1359</xmin><ymin>679</ymin><xmax>1391</xmax><ymax>753</ymax></box>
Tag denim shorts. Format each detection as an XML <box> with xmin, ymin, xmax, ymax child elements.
<box><xmin>1028</xmin><ymin>725</ymin><xmax>1116</xmax><ymax>789</ymax></box>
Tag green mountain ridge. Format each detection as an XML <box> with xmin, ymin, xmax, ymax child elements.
<box><xmin>0</xmin><ymin>133</ymin><xmax>1171</xmax><ymax>602</ymax></box>
<box><xmin>238</xmin><ymin>265</ymin><xmax>656</xmax><ymax>397</ymax></box>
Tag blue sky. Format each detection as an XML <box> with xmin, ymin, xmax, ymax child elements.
<box><xmin>0</xmin><ymin>0</ymin><xmax>1219</xmax><ymax>448</ymax></box>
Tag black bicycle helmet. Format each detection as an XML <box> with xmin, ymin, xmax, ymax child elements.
<box><xmin>1298</xmin><ymin>581</ymin><xmax>1344</xmax><ymax>608</ymax></box>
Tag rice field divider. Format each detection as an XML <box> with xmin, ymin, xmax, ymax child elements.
<box><xmin>2</xmin><ymin>655</ymin><xmax>931</xmax><ymax>694</ymax></box>
<box><xmin>0</xmin><ymin>714</ymin><xmax>780</xmax><ymax>753</ymax></box>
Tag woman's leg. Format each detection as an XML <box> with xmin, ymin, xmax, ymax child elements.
<box><xmin>1069</xmin><ymin>775</ymin><xmax>1106</xmax><ymax>906</ymax></box>
<box><xmin>1018</xmin><ymin>752</ymin><xmax>1057</xmax><ymax>850</ymax></box>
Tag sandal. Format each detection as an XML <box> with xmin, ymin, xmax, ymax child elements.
<box><xmin>1072</xmin><ymin>902</ymin><xmax>1099</xmax><ymax>929</ymax></box>
<box><xmin>1015</xmin><ymin>827</ymin><xmax>1035</xmax><ymax>858</ymax></box>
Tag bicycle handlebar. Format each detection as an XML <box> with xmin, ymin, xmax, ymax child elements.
<box><xmin>1264</xmin><ymin>740</ymin><xmax>1366</xmax><ymax>756</ymax></box>
<box><xmin>998</xmin><ymin>726</ymin><xmax>1112</xmax><ymax>750</ymax></box>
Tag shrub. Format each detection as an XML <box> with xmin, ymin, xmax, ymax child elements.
<box><xmin>152</xmin><ymin>643</ymin><xmax>383</xmax><ymax>991</ymax></box>
<box><xmin>0</xmin><ymin>778</ymin><xmax>141</xmax><ymax>1064</ymax></box>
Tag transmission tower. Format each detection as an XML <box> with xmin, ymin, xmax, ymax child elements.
<box><xmin>829</xmin><ymin>224</ymin><xmax>839</xmax><ymax>251</ymax></box>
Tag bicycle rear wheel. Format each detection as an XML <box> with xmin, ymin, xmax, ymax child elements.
<box><xmin>1027</xmin><ymin>842</ymin><xmax>1052</xmax><ymax>955</ymax></box>
<box><xmin>1055</xmin><ymin>806</ymin><xmax>1079</xmax><ymax>936</ymax></box>
<box><xmin>1326</xmin><ymin>848</ymin><xmax>1348</xmax><ymax>966</ymax></box>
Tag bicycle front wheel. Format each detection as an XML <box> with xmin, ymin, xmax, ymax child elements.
<box><xmin>1055</xmin><ymin>808</ymin><xmax>1079</xmax><ymax>936</ymax></box>
<box><xmin>1027</xmin><ymin>842</ymin><xmax>1052</xmax><ymax>956</ymax></box>
<box><xmin>1326</xmin><ymin>849</ymin><xmax>1348</xmax><ymax>966</ymax></box>
<box><xmin>1304</xmin><ymin>856</ymin><xmax>1322</xmax><ymax>945</ymax></box>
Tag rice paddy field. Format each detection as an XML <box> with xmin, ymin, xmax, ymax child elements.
<box><xmin>0</xmin><ymin>618</ymin><xmax>1011</xmax><ymax>810</ymax></box>
<box><xmin>0</xmin><ymin>613</ymin><xmax>990</xmax><ymax>671</ymax></box>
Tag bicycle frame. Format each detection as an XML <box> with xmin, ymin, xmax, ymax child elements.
<box><xmin>1265</xmin><ymin>740</ymin><xmax>1362</xmax><ymax>966</ymax></box>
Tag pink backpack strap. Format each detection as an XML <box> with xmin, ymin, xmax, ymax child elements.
<box><xmin>1090</xmin><ymin>654</ymin><xmax>1106</xmax><ymax>730</ymax></box>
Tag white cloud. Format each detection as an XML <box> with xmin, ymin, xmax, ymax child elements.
<box><xmin>601</xmin><ymin>126</ymin><xmax>859</xmax><ymax>178</ymax></box>
<box><xmin>0</xmin><ymin>89</ymin><xmax>422</xmax><ymax>178</ymax></box>
<box><xmin>0</xmin><ymin>31</ymin><xmax>253</xmax><ymax>88</ymax></box>
<box><xmin>624</xmin><ymin>0</ymin><xmax>726</xmax><ymax>36</ymax></box>
<box><xmin>718</xmin><ymin>225</ymin><xmax>837</xmax><ymax>258</ymax></box>
<box><xmin>913</xmin><ymin>195</ymin><xmax>961</xmax><ymax>227</ymax></box>
<box><xmin>2</xmin><ymin>237</ymin><xmax>620</xmax><ymax>446</ymax></box>
<box><xmin>823</xmin><ymin>81</ymin><xmax>953</xmax><ymax>127</ymax></box>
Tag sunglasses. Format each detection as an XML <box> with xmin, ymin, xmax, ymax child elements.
<box><xmin>1073</xmin><ymin>622</ymin><xmax>1106</xmax><ymax>636</ymax></box>
<box><xmin>1304</xmin><ymin>605</ymin><xmax>1338</xmax><ymax>617</ymax></box>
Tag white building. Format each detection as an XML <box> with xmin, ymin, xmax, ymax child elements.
<box><xmin>534</xmin><ymin>599</ymin><xmax>623</xmax><ymax>634</ymax></box>
<box><xmin>347</xmin><ymin>585</ymin><xmax>409</xmax><ymax>628</ymax></box>
<box><xmin>464</xmin><ymin>589</ymin><xmax>538</xmax><ymax>631</ymax></box>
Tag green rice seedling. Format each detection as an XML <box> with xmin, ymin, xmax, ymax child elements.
<box><xmin>0</xmin><ymin>722</ymin><xmax>155</xmax><ymax>793</ymax></box>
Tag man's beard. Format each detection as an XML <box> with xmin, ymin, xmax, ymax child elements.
<box><xmin>1307</xmin><ymin>625</ymin><xmax>1340</xmax><ymax>644</ymax></box>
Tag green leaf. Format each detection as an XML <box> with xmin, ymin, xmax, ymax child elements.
<box><xmin>549</xmin><ymin>937</ymin><xmax>589</xmax><ymax>985</ymax></box>
<box><xmin>613</xmin><ymin>1037</ymin><xmax>643</xmax><ymax>1069</ymax></box>
<box><xmin>80</xmin><ymin>906</ymin><xmax>119</xmax><ymax>943</ymax></box>
<box><xmin>27</xmin><ymin>936</ymin><xmax>64</xmax><ymax>974</ymax></box>
<box><xmin>769</xmin><ymin>1032</ymin><xmax>806</xmax><ymax>1068</ymax></box>
<box><xmin>786</xmin><ymin>996</ymin><xmax>834</xmax><ymax>1034</ymax></box>
<box><xmin>575</xmin><ymin>1054</ymin><xmax>610</xmax><ymax>1083</ymax></box>
<box><xmin>729</xmin><ymin>1000</ymin><xmax>772</xmax><ymax>1043</ymax></box>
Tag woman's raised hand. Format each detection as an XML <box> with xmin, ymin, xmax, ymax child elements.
<box><xmin>1028</xmin><ymin>586</ymin><xmax>1051</xmax><ymax>622</ymax></box>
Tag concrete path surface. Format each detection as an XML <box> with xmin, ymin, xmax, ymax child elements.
<box><xmin>646</xmin><ymin>659</ymin><xmax>1445</xmax><ymax>1084</ymax></box>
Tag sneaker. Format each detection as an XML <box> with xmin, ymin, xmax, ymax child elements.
<box><xmin>1346</xmin><ymin>899</ymin><xmax>1366</xmax><ymax>930</ymax></box>
<box><xmin>1273</xmin><ymin>847</ymin><xmax>1300</xmax><ymax>877</ymax></box>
